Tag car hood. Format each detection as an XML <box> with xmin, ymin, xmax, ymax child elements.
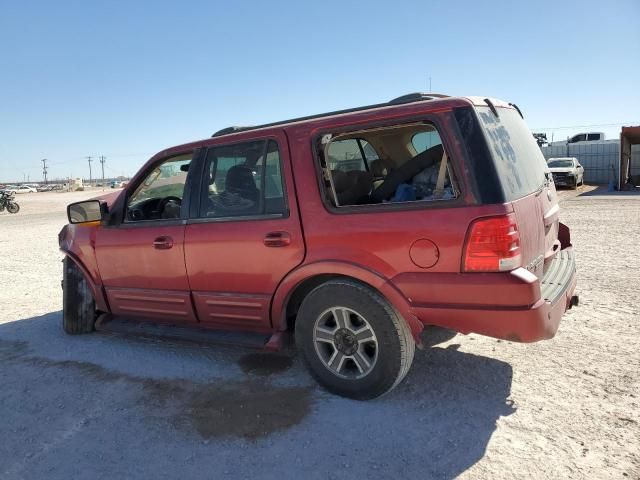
<box><xmin>91</xmin><ymin>190</ymin><xmax>122</xmax><ymax>209</ymax></box>
<box><xmin>548</xmin><ymin>167</ymin><xmax>575</xmax><ymax>173</ymax></box>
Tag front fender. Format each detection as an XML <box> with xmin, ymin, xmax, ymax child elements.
<box><xmin>59</xmin><ymin>224</ymin><xmax>109</xmax><ymax>312</ymax></box>
<box><xmin>271</xmin><ymin>260</ymin><xmax>424</xmax><ymax>342</ymax></box>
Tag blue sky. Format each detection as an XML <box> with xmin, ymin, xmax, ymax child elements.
<box><xmin>1</xmin><ymin>0</ymin><xmax>638</xmax><ymax>183</ymax></box>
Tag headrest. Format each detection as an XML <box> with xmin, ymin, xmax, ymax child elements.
<box><xmin>225</xmin><ymin>166</ymin><xmax>257</xmax><ymax>194</ymax></box>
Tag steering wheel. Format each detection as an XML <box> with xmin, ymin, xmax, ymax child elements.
<box><xmin>158</xmin><ymin>196</ymin><xmax>182</xmax><ymax>218</ymax></box>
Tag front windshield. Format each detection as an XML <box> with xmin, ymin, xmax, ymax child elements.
<box><xmin>548</xmin><ymin>159</ymin><xmax>574</xmax><ymax>168</ymax></box>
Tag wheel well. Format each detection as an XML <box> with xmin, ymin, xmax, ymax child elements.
<box><xmin>63</xmin><ymin>254</ymin><xmax>105</xmax><ymax>312</ymax></box>
<box><xmin>285</xmin><ymin>274</ymin><xmax>371</xmax><ymax>331</ymax></box>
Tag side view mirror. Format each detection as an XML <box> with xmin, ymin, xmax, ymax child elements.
<box><xmin>67</xmin><ymin>200</ymin><xmax>106</xmax><ymax>224</ymax></box>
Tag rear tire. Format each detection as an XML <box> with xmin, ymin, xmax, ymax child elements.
<box><xmin>7</xmin><ymin>202</ymin><xmax>19</xmax><ymax>214</ymax></box>
<box><xmin>295</xmin><ymin>279</ymin><xmax>415</xmax><ymax>400</ymax></box>
<box><xmin>63</xmin><ymin>257</ymin><xmax>96</xmax><ymax>334</ymax></box>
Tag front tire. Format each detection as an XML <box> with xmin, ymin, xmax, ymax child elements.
<box><xmin>295</xmin><ymin>279</ymin><xmax>415</xmax><ymax>400</ymax></box>
<box><xmin>7</xmin><ymin>202</ymin><xmax>19</xmax><ymax>214</ymax></box>
<box><xmin>62</xmin><ymin>257</ymin><xmax>96</xmax><ymax>334</ymax></box>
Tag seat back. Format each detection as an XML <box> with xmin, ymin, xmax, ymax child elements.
<box><xmin>331</xmin><ymin>170</ymin><xmax>373</xmax><ymax>206</ymax></box>
<box><xmin>370</xmin><ymin>144</ymin><xmax>443</xmax><ymax>202</ymax></box>
<box><xmin>225</xmin><ymin>166</ymin><xmax>259</xmax><ymax>203</ymax></box>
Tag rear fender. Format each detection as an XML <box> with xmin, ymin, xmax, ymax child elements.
<box><xmin>271</xmin><ymin>261</ymin><xmax>424</xmax><ymax>343</ymax></box>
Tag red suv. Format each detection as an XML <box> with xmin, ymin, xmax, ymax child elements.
<box><xmin>60</xmin><ymin>93</ymin><xmax>577</xmax><ymax>399</ymax></box>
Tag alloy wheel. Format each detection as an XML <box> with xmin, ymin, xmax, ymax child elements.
<box><xmin>312</xmin><ymin>306</ymin><xmax>378</xmax><ymax>379</ymax></box>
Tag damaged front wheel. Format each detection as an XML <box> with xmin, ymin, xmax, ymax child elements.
<box><xmin>62</xmin><ymin>256</ymin><xmax>97</xmax><ymax>334</ymax></box>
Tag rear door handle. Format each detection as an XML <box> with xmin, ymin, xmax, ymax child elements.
<box><xmin>264</xmin><ymin>231</ymin><xmax>291</xmax><ymax>247</ymax></box>
<box><xmin>153</xmin><ymin>236</ymin><xmax>174</xmax><ymax>249</ymax></box>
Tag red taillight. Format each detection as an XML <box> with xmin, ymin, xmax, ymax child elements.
<box><xmin>463</xmin><ymin>214</ymin><xmax>521</xmax><ymax>272</ymax></box>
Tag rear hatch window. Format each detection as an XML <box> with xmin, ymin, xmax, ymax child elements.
<box><xmin>475</xmin><ymin>105</ymin><xmax>559</xmax><ymax>280</ymax></box>
<box><xmin>475</xmin><ymin>106</ymin><xmax>548</xmax><ymax>201</ymax></box>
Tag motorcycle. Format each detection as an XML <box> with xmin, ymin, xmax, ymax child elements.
<box><xmin>0</xmin><ymin>190</ymin><xmax>20</xmax><ymax>214</ymax></box>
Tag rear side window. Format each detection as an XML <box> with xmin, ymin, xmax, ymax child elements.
<box><xmin>587</xmin><ymin>133</ymin><xmax>600</xmax><ymax>141</ymax></box>
<box><xmin>199</xmin><ymin>140</ymin><xmax>286</xmax><ymax>218</ymax></box>
<box><xmin>476</xmin><ymin>106</ymin><xmax>548</xmax><ymax>201</ymax></box>
<box><xmin>317</xmin><ymin>123</ymin><xmax>458</xmax><ymax>208</ymax></box>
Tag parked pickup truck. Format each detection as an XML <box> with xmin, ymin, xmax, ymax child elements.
<box><xmin>59</xmin><ymin>93</ymin><xmax>578</xmax><ymax>399</ymax></box>
<box><xmin>547</xmin><ymin>157</ymin><xmax>585</xmax><ymax>189</ymax></box>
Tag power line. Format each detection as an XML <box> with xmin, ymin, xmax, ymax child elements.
<box><xmin>99</xmin><ymin>155</ymin><xmax>106</xmax><ymax>187</ymax></box>
<box><xmin>86</xmin><ymin>156</ymin><xmax>93</xmax><ymax>185</ymax></box>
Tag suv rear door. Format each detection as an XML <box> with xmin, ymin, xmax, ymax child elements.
<box><xmin>184</xmin><ymin>131</ymin><xmax>304</xmax><ymax>330</ymax></box>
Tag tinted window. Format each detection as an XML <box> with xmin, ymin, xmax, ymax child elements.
<box><xmin>361</xmin><ymin>140</ymin><xmax>379</xmax><ymax>162</ymax></box>
<box><xmin>199</xmin><ymin>140</ymin><xmax>286</xmax><ymax>218</ymax></box>
<box><xmin>570</xmin><ymin>134</ymin><xmax>586</xmax><ymax>143</ymax></box>
<box><xmin>327</xmin><ymin>139</ymin><xmax>367</xmax><ymax>172</ymax></box>
<box><xmin>587</xmin><ymin>133</ymin><xmax>600</xmax><ymax>141</ymax></box>
<box><xmin>412</xmin><ymin>130</ymin><xmax>442</xmax><ymax>153</ymax></box>
<box><xmin>254</xmin><ymin>141</ymin><xmax>286</xmax><ymax>214</ymax></box>
<box><xmin>476</xmin><ymin>106</ymin><xmax>548</xmax><ymax>200</ymax></box>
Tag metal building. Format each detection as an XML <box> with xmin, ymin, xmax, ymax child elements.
<box><xmin>620</xmin><ymin>126</ymin><xmax>640</xmax><ymax>188</ymax></box>
<box><xmin>541</xmin><ymin>141</ymin><xmax>620</xmax><ymax>184</ymax></box>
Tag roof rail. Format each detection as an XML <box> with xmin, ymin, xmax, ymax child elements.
<box><xmin>388</xmin><ymin>92</ymin><xmax>450</xmax><ymax>105</ymax></box>
<box><xmin>212</xmin><ymin>126</ymin><xmax>254</xmax><ymax>137</ymax></box>
<box><xmin>211</xmin><ymin>92</ymin><xmax>450</xmax><ymax>138</ymax></box>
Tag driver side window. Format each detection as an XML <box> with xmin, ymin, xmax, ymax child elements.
<box><xmin>126</xmin><ymin>152</ymin><xmax>193</xmax><ymax>222</ymax></box>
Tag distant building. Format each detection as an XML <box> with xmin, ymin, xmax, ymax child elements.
<box><xmin>541</xmin><ymin>133</ymin><xmax>640</xmax><ymax>185</ymax></box>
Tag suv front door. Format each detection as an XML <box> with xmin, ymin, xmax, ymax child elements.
<box><xmin>184</xmin><ymin>133</ymin><xmax>304</xmax><ymax>331</ymax></box>
<box><xmin>95</xmin><ymin>151</ymin><xmax>198</xmax><ymax>323</ymax></box>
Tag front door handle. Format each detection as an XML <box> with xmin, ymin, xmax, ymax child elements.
<box><xmin>153</xmin><ymin>236</ymin><xmax>174</xmax><ymax>249</ymax></box>
<box><xmin>264</xmin><ymin>231</ymin><xmax>291</xmax><ymax>247</ymax></box>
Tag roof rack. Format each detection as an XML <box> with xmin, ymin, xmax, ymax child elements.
<box><xmin>211</xmin><ymin>126</ymin><xmax>254</xmax><ymax>137</ymax></box>
<box><xmin>388</xmin><ymin>92</ymin><xmax>449</xmax><ymax>105</ymax></box>
<box><xmin>211</xmin><ymin>92</ymin><xmax>450</xmax><ymax>138</ymax></box>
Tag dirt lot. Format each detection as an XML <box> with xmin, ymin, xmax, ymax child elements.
<box><xmin>0</xmin><ymin>188</ymin><xmax>638</xmax><ymax>479</ymax></box>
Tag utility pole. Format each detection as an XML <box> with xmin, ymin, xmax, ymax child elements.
<box><xmin>86</xmin><ymin>156</ymin><xmax>93</xmax><ymax>186</ymax></box>
<box><xmin>41</xmin><ymin>159</ymin><xmax>48</xmax><ymax>184</ymax></box>
<box><xmin>99</xmin><ymin>155</ymin><xmax>106</xmax><ymax>190</ymax></box>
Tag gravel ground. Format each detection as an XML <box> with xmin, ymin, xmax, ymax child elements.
<box><xmin>0</xmin><ymin>187</ymin><xmax>638</xmax><ymax>479</ymax></box>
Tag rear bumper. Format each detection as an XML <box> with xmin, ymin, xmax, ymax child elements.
<box><xmin>409</xmin><ymin>247</ymin><xmax>577</xmax><ymax>343</ymax></box>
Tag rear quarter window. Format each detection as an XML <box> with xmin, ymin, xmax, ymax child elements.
<box><xmin>476</xmin><ymin>106</ymin><xmax>548</xmax><ymax>201</ymax></box>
